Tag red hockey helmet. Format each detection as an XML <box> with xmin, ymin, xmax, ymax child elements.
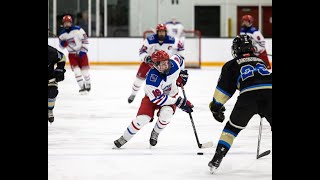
<box><xmin>156</xmin><ymin>24</ymin><xmax>167</xmax><ymax>31</ymax></box>
<box><xmin>241</xmin><ymin>15</ymin><xmax>254</xmax><ymax>23</ymax></box>
<box><xmin>151</xmin><ymin>50</ymin><xmax>169</xmax><ymax>63</ymax></box>
<box><xmin>62</xmin><ymin>15</ymin><xmax>73</xmax><ymax>23</ymax></box>
<box><xmin>151</xmin><ymin>50</ymin><xmax>170</xmax><ymax>74</ymax></box>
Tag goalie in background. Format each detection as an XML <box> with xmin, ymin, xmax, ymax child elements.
<box><xmin>48</xmin><ymin>45</ymin><xmax>66</xmax><ymax>123</ymax></box>
<box><xmin>165</xmin><ymin>17</ymin><xmax>185</xmax><ymax>46</ymax></box>
<box><xmin>208</xmin><ymin>35</ymin><xmax>272</xmax><ymax>173</ymax></box>
<box><xmin>114</xmin><ymin>50</ymin><xmax>193</xmax><ymax>148</ymax></box>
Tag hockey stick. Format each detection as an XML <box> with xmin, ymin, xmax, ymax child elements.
<box><xmin>256</xmin><ymin>115</ymin><xmax>271</xmax><ymax>159</ymax></box>
<box><xmin>180</xmin><ymin>85</ymin><xmax>213</xmax><ymax>149</ymax></box>
<box><xmin>267</xmin><ymin>54</ymin><xmax>272</xmax><ymax>56</ymax></box>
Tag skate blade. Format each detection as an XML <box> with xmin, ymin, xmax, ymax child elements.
<box><xmin>79</xmin><ymin>91</ymin><xmax>88</xmax><ymax>95</ymax></box>
<box><xmin>112</xmin><ymin>146</ymin><xmax>121</xmax><ymax>149</ymax></box>
<box><xmin>209</xmin><ymin>166</ymin><xmax>217</xmax><ymax>174</ymax></box>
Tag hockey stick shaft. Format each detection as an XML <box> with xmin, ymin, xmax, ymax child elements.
<box><xmin>180</xmin><ymin>85</ymin><xmax>212</xmax><ymax>149</ymax></box>
<box><xmin>257</xmin><ymin>116</ymin><xmax>271</xmax><ymax>159</ymax></box>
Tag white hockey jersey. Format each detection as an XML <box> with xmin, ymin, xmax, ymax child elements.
<box><xmin>139</xmin><ymin>34</ymin><xmax>184</xmax><ymax>62</ymax></box>
<box><xmin>165</xmin><ymin>21</ymin><xmax>185</xmax><ymax>41</ymax></box>
<box><xmin>240</xmin><ymin>26</ymin><xmax>266</xmax><ymax>55</ymax></box>
<box><xmin>144</xmin><ymin>54</ymin><xmax>185</xmax><ymax>106</ymax></box>
<box><xmin>58</xmin><ymin>26</ymin><xmax>89</xmax><ymax>54</ymax></box>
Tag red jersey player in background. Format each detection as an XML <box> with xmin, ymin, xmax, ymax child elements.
<box><xmin>240</xmin><ymin>15</ymin><xmax>271</xmax><ymax>69</ymax></box>
<box><xmin>59</xmin><ymin>15</ymin><xmax>91</xmax><ymax>94</ymax></box>
<box><xmin>128</xmin><ymin>24</ymin><xmax>185</xmax><ymax>103</ymax></box>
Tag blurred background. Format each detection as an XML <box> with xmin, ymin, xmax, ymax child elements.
<box><xmin>48</xmin><ymin>0</ymin><xmax>272</xmax><ymax>67</ymax></box>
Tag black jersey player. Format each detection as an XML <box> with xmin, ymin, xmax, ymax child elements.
<box><xmin>207</xmin><ymin>35</ymin><xmax>272</xmax><ymax>173</ymax></box>
<box><xmin>48</xmin><ymin>45</ymin><xmax>66</xmax><ymax>123</ymax></box>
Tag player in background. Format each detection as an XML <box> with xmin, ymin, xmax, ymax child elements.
<box><xmin>207</xmin><ymin>35</ymin><xmax>272</xmax><ymax>173</ymax></box>
<box><xmin>59</xmin><ymin>15</ymin><xmax>91</xmax><ymax>94</ymax></box>
<box><xmin>48</xmin><ymin>45</ymin><xmax>66</xmax><ymax>123</ymax></box>
<box><xmin>114</xmin><ymin>50</ymin><xmax>193</xmax><ymax>148</ymax></box>
<box><xmin>127</xmin><ymin>23</ymin><xmax>185</xmax><ymax>103</ymax></box>
<box><xmin>165</xmin><ymin>17</ymin><xmax>185</xmax><ymax>46</ymax></box>
<box><xmin>240</xmin><ymin>15</ymin><xmax>271</xmax><ymax>69</ymax></box>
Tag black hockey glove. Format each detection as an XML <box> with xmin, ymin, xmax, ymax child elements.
<box><xmin>209</xmin><ymin>99</ymin><xmax>226</xmax><ymax>123</ymax></box>
<box><xmin>144</xmin><ymin>56</ymin><xmax>153</xmax><ymax>64</ymax></box>
<box><xmin>176</xmin><ymin>70</ymin><xmax>188</xmax><ymax>87</ymax></box>
<box><xmin>54</xmin><ymin>68</ymin><xmax>66</xmax><ymax>82</ymax></box>
<box><xmin>175</xmin><ymin>97</ymin><xmax>194</xmax><ymax>113</ymax></box>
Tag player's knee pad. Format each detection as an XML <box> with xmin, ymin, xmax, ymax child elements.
<box><xmin>158</xmin><ymin>106</ymin><xmax>174</xmax><ymax>123</ymax></box>
<box><xmin>48</xmin><ymin>86</ymin><xmax>58</xmax><ymax>99</ymax></box>
<box><xmin>135</xmin><ymin>115</ymin><xmax>152</xmax><ymax>127</ymax></box>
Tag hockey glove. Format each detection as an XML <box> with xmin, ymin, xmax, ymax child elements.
<box><xmin>78</xmin><ymin>51</ymin><xmax>86</xmax><ymax>59</ymax></box>
<box><xmin>54</xmin><ymin>68</ymin><xmax>66</xmax><ymax>82</ymax></box>
<box><xmin>175</xmin><ymin>97</ymin><xmax>194</xmax><ymax>113</ymax></box>
<box><xmin>144</xmin><ymin>56</ymin><xmax>153</xmax><ymax>64</ymax></box>
<box><xmin>60</xmin><ymin>40</ymin><xmax>68</xmax><ymax>48</ymax></box>
<box><xmin>176</xmin><ymin>70</ymin><xmax>189</xmax><ymax>87</ymax></box>
<box><xmin>209</xmin><ymin>99</ymin><xmax>226</xmax><ymax>122</ymax></box>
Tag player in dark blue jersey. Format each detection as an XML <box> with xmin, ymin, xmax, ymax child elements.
<box><xmin>207</xmin><ymin>35</ymin><xmax>272</xmax><ymax>173</ymax></box>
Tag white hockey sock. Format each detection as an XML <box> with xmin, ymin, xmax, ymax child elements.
<box><xmin>131</xmin><ymin>77</ymin><xmax>145</xmax><ymax>95</ymax></box>
<box><xmin>123</xmin><ymin>115</ymin><xmax>151</xmax><ymax>141</ymax></box>
<box><xmin>81</xmin><ymin>67</ymin><xmax>91</xmax><ymax>88</ymax></box>
<box><xmin>154</xmin><ymin>106</ymin><xmax>173</xmax><ymax>133</ymax></box>
<box><xmin>73</xmin><ymin>66</ymin><xmax>84</xmax><ymax>89</ymax></box>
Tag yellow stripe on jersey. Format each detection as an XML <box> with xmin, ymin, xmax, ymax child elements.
<box><xmin>58</xmin><ymin>54</ymin><xmax>66</xmax><ymax>63</ymax></box>
<box><xmin>213</xmin><ymin>88</ymin><xmax>230</xmax><ymax>104</ymax></box>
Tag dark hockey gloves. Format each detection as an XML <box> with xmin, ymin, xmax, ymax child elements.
<box><xmin>209</xmin><ymin>99</ymin><xmax>226</xmax><ymax>122</ymax></box>
<box><xmin>54</xmin><ymin>68</ymin><xmax>66</xmax><ymax>82</ymax></box>
<box><xmin>144</xmin><ymin>56</ymin><xmax>153</xmax><ymax>64</ymax></box>
<box><xmin>175</xmin><ymin>96</ymin><xmax>194</xmax><ymax>113</ymax></box>
<box><xmin>176</xmin><ymin>70</ymin><xmax>189</xmax><ymax>87</ymax></box>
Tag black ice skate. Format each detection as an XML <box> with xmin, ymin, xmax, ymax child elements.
<box><xmin>85</xmin><ymin>83</ymin><xmax>91</xmax><ymax>92</ymax></box>
<box><xmin>128</xmin><ymin>95</ymin><xmax>136</xmax><ymax>103</ymax></box>
<box><xmin>208</xmin><ymin>151</ymin><xmax>224</xmax><ymax>174</ymax></box>
<box><xmin>79</xmin><ymin>86</ymin><xmax>87</xmax><ymax>94</ymax></box>
<box><xmin>48</xmin><ymin>109</ymin><xmax>54</xmax><ymax>123</ymax></box>
<box><xmin>114</xmin><ymin>136</ymin><xmax>127</xmax><ymax>148</ymax></box>
<box><xmin>149</xmin><ymin>129</ymin><xmax>159</xmax><ymax>146</ymax></box>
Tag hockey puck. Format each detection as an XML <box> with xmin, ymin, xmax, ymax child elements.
<box><xmin>197</xmin><ymin>152</ymin><xmax>204</xmax><ymax>155</ymax></box>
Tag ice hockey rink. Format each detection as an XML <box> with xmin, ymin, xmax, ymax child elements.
<box><xmin>48</xmin><ymin>66</ymin><xmax>272</xmax><ymax>180</ymax></box>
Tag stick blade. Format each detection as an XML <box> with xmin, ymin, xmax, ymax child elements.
<box><xmin>200</xmin><ymin>141</ymin><xmax>213</xmax><ymax>149</ymax></box>
<box><xmin>257</xmin><ymin>150</ymin><xmax>271</xmax><ymax>159</ymax></box>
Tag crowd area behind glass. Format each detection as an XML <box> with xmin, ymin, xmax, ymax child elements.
<box><xmin>48</xmin><ymin>0</ymin><xmax>129</xmax><ymax>37</ymax></box>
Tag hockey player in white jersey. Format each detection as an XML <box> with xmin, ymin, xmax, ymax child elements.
<box><xmin>59</xmin><ymin>15</ymin><xmax>91</xmax><ymax>93</ymax></box>
<box><xmin>114</xmin><ymin>50</ymin><xmax>193</xmax><ymax>148</ymax></box>
<box><xmin>240</xmin><ymin>15</ymin><xmax>271</xmax><ymax>69</ymax></box>
<box><xmin>127</xmin><ymin>23</ymin><xmax>185</xmax><ymax>103</ymax></box>
<box><xmin>165</xmin><ymin>17</ymin><xmax>185</xmax><ymax>45</ymax></box>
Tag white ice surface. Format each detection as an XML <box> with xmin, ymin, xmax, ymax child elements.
<box><xmin>48</xmin><ymin>66</ymin><xmax>272</xmax><ymax>180</ymax></box>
